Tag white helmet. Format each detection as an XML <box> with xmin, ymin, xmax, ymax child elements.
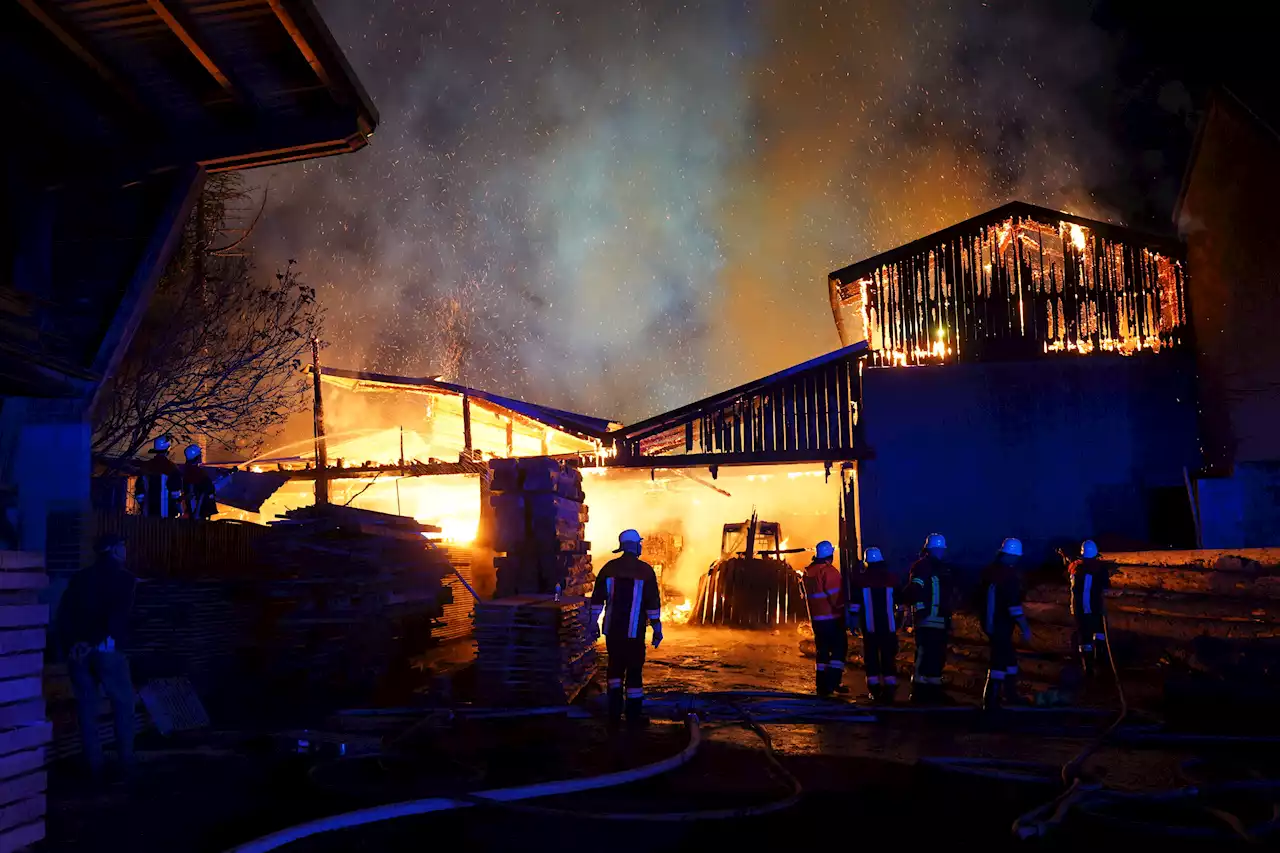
<box><xmin>815</xmin><ymin>540</ymin><xmax>835</xmax><ymax>560</ymax></box>
<box><xmin>152</xmin><ymin>436</ymin><xmax>172</xmax><ymax>453</ymax></box>
<box><xmin>999</xmin><ymin>537</ymin><xmax>1023</xmax><ymax>557</ymax></box>
<box><xmin>1081</xmin><ymin>540</ymin><xmax>1099</xmax><ymax>559</ymax></box>
<box><xmin>184</xmin><ymin>444</ymin><xmax>202</xmax><ymax>462</ymax></box>
<box><xmin>924</xmin><ymin>533</ymin><xmax>947</xmax><ymax>550</ymax></box>
<box><xmin>614</xmin><ymin>528</ymin><xmax>643</xmax><ymax>553</ymax></box>
<box><xmin>863</xmin><ymin>547</ymin><xmax>884</xmax><ymax>563</ymax></box>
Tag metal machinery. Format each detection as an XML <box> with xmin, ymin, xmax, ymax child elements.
<box><xmin>691</xmin><ymin>512</ymin><xmax>808</xmax><ymax>628</ymax></box>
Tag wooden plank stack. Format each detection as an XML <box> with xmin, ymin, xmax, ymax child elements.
<box><xmin>489</xmin><ymin>458</ymin><xmax>593</xmax><ymax>597</ymax></box>
<box><xmin>245</xmin><ymin>505</ymin><xmax>455</xmax><ymax>705</ymax></box>
<box><xmin>474</xmin><ymin>594</ymin><xmax>596</xmax><ymax>706</ymax></box>
<box><xmin>0</xmin><ymin>551</ymin><xmax>50</xmax><ymax>853</ymax></box>
<box><xmin>432</xmin><ymin>545</ymin><xmax>475</xmax><ymax>642</ymax></box>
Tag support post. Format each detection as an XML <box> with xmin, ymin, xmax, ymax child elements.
<box><xmin>311</xmin><ymin>337</ymin><xmax>328</xmax><ymax>506</ymax></box>
<box><xmin>462</xmin><ymin>394</ymin><xmax>473</xmax><ymax>457</ymax></box>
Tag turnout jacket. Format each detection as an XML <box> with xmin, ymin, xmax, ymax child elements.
<box><xmin>1068</xmin><ymin>557</ymin><xmax>1110</xmax><ymax>617</ymax></box>
<box><xmin>847</xmin><ymin>562</ymin><xmax>898</xmax><ymax>634</ymax></box>
<box><xmin>135</xmin><ymin>453</ymin><xmax>182</xmax><ymax>518</ymax></box>
<box><xmin>980</xmin><ymin>559</ymin><xmax>1025</xmax><ymax>635</ymax></box>
<box><xmin>591</xmin><ymin>553</ymin><xmax>661</xmax><ymax>640</ymax></box>
<box><xmin>906</xmin><ymin>555</ymin><xmax>953</xmax><ymax>630</ymax></box>
<box><xmin>803</xmin><ymin>559</ymin><xmax>845</xmax><ymax>621</ymax></box>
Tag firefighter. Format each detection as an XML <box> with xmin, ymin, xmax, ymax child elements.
<box><xmin>134</xmin><ymin>437</ymin><xmax>182</xmax><ymax>518</ymax></box>
<box><xmin>980</xmin><ymin>538</ymin><xmax>1033</xmax><ymax>710</ymax></box>
<box><xmin>906</xmin><ymin>533</ymin><xmax>954</xmax><ymax>703</ymax></box>
<box><xmin>803</xmin><ymin>540</ymin><xmax>848</xmax><ymax>697</ymax></box>
<box><xmin>847</xmin><ymin>546</ymin><xmax>899</xmax><ymax>703</ymax></box>
<box><xmin>590</xmin><ymin>529</ymin><xmax>663</xmax><ymax>726</ymax></box>
<box><xmin>180</xmin><ymin>444</ymin><xmax>217</xmax><ymax>520</ymax></box>
<box><xmin>1068</xmin><ymin>539</ymin><xmax>1111</xmax><ymax>677</ymax></box>
<box><xmin>56</xmin><ymin>534</ymin><xmax>138</xmax><ymax>783</ymax></box>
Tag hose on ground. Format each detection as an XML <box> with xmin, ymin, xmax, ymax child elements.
<box><xmin>223</xmin><ymin>714</ymin><xmax>704</xmax><ymax>853</ymax></box>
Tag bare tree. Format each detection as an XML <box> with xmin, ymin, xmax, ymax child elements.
<box><xmin>93</xmin><ymin>174</ymin><xmax>319</xmax><ymax>462</ymax></box>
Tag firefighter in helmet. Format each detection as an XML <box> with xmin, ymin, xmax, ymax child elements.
<box><xmin>847</xmin><ymin>546</ymin><xmax>900</xmax><ymax>703</ymax></box>
<box><xmin>980</xmin><ymin>538</ymin><xmax>1033</xmax><ymax>710</ymax></box>
<box><xmin>804</xmin><ymin>540</ymin><xmax>848</xmax><ymax>697</ymax></box>
<box><xmin>906</xmin><ymin>533</ymin><xmax>954</xmax><ymax>703</ymax></box>
<box><xmin>1067</xmin><ymin>539</ymin><xmax>1112</xmax><ymax>677</ymax></box>
<box><xmin>134</xmin><ymin>437</ymin><xmax>182</xmax><ymax>518</ymax></box>
<box><xmin>591</xmin><ymin>530</ymin><xmax>663</xmax><ymax>726</ymax></box>
<box><xmin>180</xmin><ymin>444</ymin><xmax>216</xmax><ymax>520</ymax></box>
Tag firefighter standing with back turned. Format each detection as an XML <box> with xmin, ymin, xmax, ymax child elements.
<box><xmin>980</xmin><ymin>538</ymin><xmax>1033</xmax><ymax>710</ymax></box>
<box><xmin>847</xmin><ymin>546</ymin><xmax>900</xmax><ymax>703</ymax></box>
<box><xmin>591</xmin><ymin>529</ymin><xmax>663</xmax><ymax>727</ymax></box>
<box><xmin>134</xmin><ymin>436</ymin><xmax>182</xmax><ymax>518</ymax></box>
<box><xmin>180</xmin><ymin>443</ymin><xmax>217</xmax><ymax>520</ymax></box>
<box><xmin>803</xmin><ymin>540</ymin><xmax>848</xmax><ymax>697</ymax></box>
<box><xmin>907</xmin><ymin>533</ymin><xmax>954</xmax><ymax>703</ymax></box>
<box><xmin>1067</xmin><ymin>539</ymin><xmax>1111</xmax><ymax>677</ymax></box>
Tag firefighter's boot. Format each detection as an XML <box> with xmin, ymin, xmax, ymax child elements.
<box><xmin>832</xmin><ymin>665</ymin><xmax>850</xmax><ymax>696</ymax></box>
<box><xmin>982</xmin><ymin>675</ymin><xmax>1002</xmax><ymax>712</ymax></box>
<box><xmin>607</xmin><ymin>687</ymin><xmax>624</xmax><ymax>726</ymax></box>
<box><xmin>625</xmin><ymin>696</ymin><xmax>649</xmax><ymax>728</ymax></box>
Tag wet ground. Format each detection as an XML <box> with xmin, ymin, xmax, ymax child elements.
<box><xmin>40</xmin><ymin>625</ymin><xmax>1270</xmax><ymax>851</ymax></box>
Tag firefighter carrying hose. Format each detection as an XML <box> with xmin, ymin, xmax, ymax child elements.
<box><xmin>180</xmin><ymin>444</ymin><xmax>217</xmax><ymax>520</ymax></box>
<box><xmin>134</xmin><ymin>437</ymin><xmax>182</xmax><ymax>518</ymax></box>
<box><xmin>591</xmin><ymin>529</ymin><xmax>662</xmax><ymax>727</ymax></box>
<box><xmin>906</xmin><ymin>533</ymin><xmax>954</xmax><ymax>703</ymax></box>
<box><xmin>1066</xmin><ymin>539</ymin><xmax>1111</xmax><ymax>677</ymax></box>
<box><xmin>980</xmin><ymin>538</ymin><xmax>1033</xmax><ymax>710</ymax></box>
<box><xmin>803</xmin><ymin>540</ymin><xmax>848</xmax><ymax>697</ymax></box>
<box><xmin>847</xmin><ymin>546</ymin><xmax>900</xmax><ymax>703</ymax></box>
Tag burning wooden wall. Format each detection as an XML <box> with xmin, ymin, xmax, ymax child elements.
<box><xmin>829</xmin><ymin>202</ymin><xmax>1188</xmax><ymax>366</ymax></box>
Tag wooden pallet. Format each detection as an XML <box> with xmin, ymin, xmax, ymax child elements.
<box><xmin>0</xmin><ymin>551</ymin><xmax>48</xmax><ymax>853</ymax></box>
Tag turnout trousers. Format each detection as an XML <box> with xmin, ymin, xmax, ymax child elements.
<box><xmin>605</xmin><ymin>635</ymin><xmax>646</xmax><ymax>722</ymax></box>
<box><xmin>912</xmin><ymin>626</ymin><xmax>948</xmax><ymax>692</ymax></box>
<box><xmin>812</xmin><ymin>618</ymin><xmax>848</xmax><ymax>696</ymax></box>
<box><xmin>862</xmin><ymin>630</ymin><xmax>899</xmax><ymax>687</ymax></box>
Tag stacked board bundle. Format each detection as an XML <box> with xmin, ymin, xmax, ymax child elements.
<box><xmin>0</xmin><ymin>551</ymin><xmax>50</xmax><ymax>853</ymax></box>
<box><xmin>474</xmin><ymin>595</ymin><xmax>596</xmax><ymax>706</ymax></box>
<box><xmin>246</xmin><ymin>505</ymin><xmax>455</xmax><ymax>705</ymax></box>
<box><xmin>489</xmin><ymin>458</ymin><xmax>593</xmax><ymax>597</ymax></box>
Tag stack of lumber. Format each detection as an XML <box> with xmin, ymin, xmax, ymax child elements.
<box><xmin>0</xmin><ymin>551</ymin><xmax>50</xmax><ymax>853</ymax></box>
<box><xmin>474</xmin><ymin>595</ymin><xmax>596</xmax><ymax>706</ymax></box>
<box><xmin>246</xmin><ymin>504</ymin><xmax>455</xmax><ymax>704</ymax></box>
<box><xmin>432</xmin><ymin>545</ymin><xmax>474</xmax><ymax>642</ymax></box>
<box><xmin>489</xmin><ymin>458</ymin><xmax>592</xmax><ymax>597</ymax></box>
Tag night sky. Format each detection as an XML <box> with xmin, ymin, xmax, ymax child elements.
<box><xmin>253</xmin><ymin>0</ymin><xmax>1204</xmax><ymax>424</ymax></box>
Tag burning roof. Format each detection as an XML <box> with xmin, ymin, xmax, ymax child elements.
<box><xmin>829</xmin><ymin>202</ymin><xmax>1188</xmax><ymax>366</ymax></box>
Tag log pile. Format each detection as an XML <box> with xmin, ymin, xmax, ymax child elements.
<box><xmin>489</xmin><ymin>459</ymin><xmax>592</xmax><ymax>598</ymax></box>
<box><xmin>244</xmin><ymin>505</ymin><xmax>455</xmax><ymax>705</ymax></box>
<box><xmin>433</xmin><ymin>545</ymin><xmax>476</xmax><ymax>642</ymax></box>
<box><xmin>474</xmin><ymin>595</ymin><xmax>596</xmax><ymax>706</ymax></box>
<box><xmin>0</xmin><ymin>551</ymin><xmax>49</xmax><ymax>853</ymax></box>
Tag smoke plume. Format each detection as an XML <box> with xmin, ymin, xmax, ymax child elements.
<box><xmin>255</xmin><ymin>0</ymin><xmax>1137</xmax><ymax>423</ymax></box>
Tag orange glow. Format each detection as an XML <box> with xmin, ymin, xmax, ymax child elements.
<box><xmin>662</xmin><ymin>597</ymin><xmax>693</xmax><ymax>624</ymax></box>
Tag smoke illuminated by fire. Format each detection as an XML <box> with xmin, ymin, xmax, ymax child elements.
<box><xmin>253</xmin><ymin>0</ymin><xmax>1155</xmax><ymax>423</ymax></box>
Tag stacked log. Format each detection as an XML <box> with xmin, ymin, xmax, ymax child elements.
<box><xmin>0</xmin><ymin>551</ymin><xmax>49</xmax><ymax>853</ymax></box>
<box><xmin>244</xmin><ymin>505</ymin><xmax>455</xmax><ymax>705</ymax></box>
<box><xmin>489</xmin><ymin>459</ymin><xmax>592</xmax><ymax>597</ymax></box>
<box><xmin>474</xmin><ymin>595</ymin><xmax>596</xmax><ymax>706</ymax></box>
<box><xmin>433</xmin><ymin>546</ymin><xmax>476</xmax><ymax>642</ymax></box>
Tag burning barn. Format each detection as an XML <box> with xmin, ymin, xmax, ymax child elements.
<box><xmin>828</xmin><ymin>202</ymin><xmax>1198</xmax><ymax>568</ymax></box>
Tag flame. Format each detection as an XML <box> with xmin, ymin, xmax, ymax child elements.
<box><xmin>1068</xmin><ymin>223</ymin><xmax>1088</xmax><ymax>252</ymax></box>
<box><xmin>662</xmin><ymin>597</ymin><xmax>693</xmax><ymax>624</ymax></box>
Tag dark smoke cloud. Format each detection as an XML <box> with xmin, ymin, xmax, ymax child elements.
<box><xmin>254</xmin><ymin>0</ymin><xmax>1144</xmax><ymax>424</ymax></box>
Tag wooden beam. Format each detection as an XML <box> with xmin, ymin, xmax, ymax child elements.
<box><xmin>266</xmin><ymin>0</ymin><xmax>334</xmax><ymax>90</ymax></box>
<box><xmin>144</xmin><ymin>0</ymin><xmax>238</xmax><ymax>98</ymax></box>
<box><xmin>15</xmin><ymin>0</ymin><xmax>148</xmax><ymax>115</ymax></box>
<box><xmin>604</xmin><ymin>449</ymin><xmax>863</xmax><ymax>470</ymax></box>
<box><xmin>87</xmin><ymin>164</ymin><xmax>205</xmax><ymax>414</ymax></box>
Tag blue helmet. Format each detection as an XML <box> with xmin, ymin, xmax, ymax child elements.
<box><xmin>863</xmin><ymin>547</ymin><xmax>884</xmax><ymax>563</ymax></box>
<box><xmin>815</xmin><ymin>540</ymin><xmax>835</xmax><ymax>560</ymax></box>
<box><xmin>152</xmin><ymin>436</ymin><xmax>172</xmax><ymax>453</ymax></box>
<box><xmin>1081</xmin><ymin>539</ymin><xmax>1099</xmax><ymax>559</ymax></box>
